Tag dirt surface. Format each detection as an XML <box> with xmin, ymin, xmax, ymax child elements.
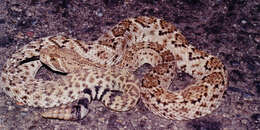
<box><xmin>0</xmin><ymin>0</ymin><xmax>259</xmax><ymax>130</ymax></box>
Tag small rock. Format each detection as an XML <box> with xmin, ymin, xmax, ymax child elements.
<box><xmin>0</xmin><ymin>19</ymin><xmax>5</xmax><ymax>24</ymax></box>
<box><xmin>99</xmin><ymin>117</ymin><xmax>105</xmax><ymax>123</ymax></box>
<box><xmin>0</xmin><ymin>36</ymin><xmax>14</xmax><ymax>47</ymax></box>
<box><xmin>241</xmin><ymin>20</ymin><xmax>247</xmax><ymax>24</ymax></box>
<box><xmin>240</xmin><ymin>118</ymin><xmax>249</xmax><ymax>125</ymax></box>
<box><xmin>228</xmin><ymin>87</ymin><xmax>242</xmax><ymax>93</ymax></box>
<box><xmin>0</xmin><ymin>106</ymin><xmax>8</xmax><ymax>114</ymax></box>
<box><xmin>223</xmin><ymin>113</ymin><xmax>231</xmax><ymax>118</ymax></box>
<box><xmin>11</xmin><ymin>6</ymin><xmax>23</xmax><ymax>12</ymax></box>
<box><xmin>230</xmin><ymin>60</ymin><xmax>240</xmax><ymax>67</ymax></box>
<box><xmin>96</xmin><ymin>8</ymin><xmax>103</xmax><ymax>17</ymax></box>
<box><xmin>8</xmin><ymin>105</ymin><xmax>15</xmax><ymax>111</ymax></box>
<box><xmin>254</xmin><ymin>36</ymin><xmax>260</xmax><ymax>43</ymax></box>
<box><xmin>5</xmin><ymin>101</ymin><xmax>12</xmax><ymax>105</ymax></box>
<box><xmin>97</xmin><ymin>12</ymin><xmax>103</xmax><ymax>17</ymax></box>
<box><xmin>103</xmin><ymin>0</ymin><xmax>121</xmax><ymax>6</ymax></box>
<box><xmin>96</xmin><ymin>106</ymin><xmax>106</xmax><ymax>112</ymax></box>
<box><xmin>242</xmin><ymin>92</ymin><xmax>254</xmax><ymax>101</ymax></box>
<box><xmin>17</xmin><ymin>19</ymin><xmax>35</xmax><ymax>29</ymax></box>
<box><xmin>26</xmin><ymin>31</ymin><xmax>34</xmax><ymax>38</ymax></box>
<box><xmin>20</xmin><ymin>112</ymin><xmax>28</xmax><ymax>116</ymax></box>
<box><xmin>254</xmin><ymin>81</ymin><xmax>260</xmax><ymax>94</ymax></box>
<box><xmin>26</xmin><ymin>10</ymin><xmax>33</xmax><ymax>17</ymax></box>
<box><xmin>247</xmin><ymin>63</ymin><xmax>255</xmax><ymax>71</ymax></box>
<box><xmin>20</xmin><ymin>107</ymin><xmax>29</xmax><ymax>112</ymax></box>
<box><xmin>251</xmin><ymin>113</ymin><xmax>260</xmax><ymax>123</ymax></box>
<box><xmin>230</xmin><ymin>69</ymin><xmax>244</xmax><ymax>82</ymax></box>
<box><xmin>15</xmin><ymin>32</ymin><xmax>25</xmax><ymax>39</ymax></box>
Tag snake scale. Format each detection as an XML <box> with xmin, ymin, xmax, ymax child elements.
<box><xmin>0</xmin><ymin>16</ymin><xmax>228</xmax><ymax>120</ymax></box>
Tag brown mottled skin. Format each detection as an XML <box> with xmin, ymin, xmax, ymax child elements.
<box><xmin>0</xmin><ymin>16</ymin><xmax>228</xmax><ymax>120</ymax></box>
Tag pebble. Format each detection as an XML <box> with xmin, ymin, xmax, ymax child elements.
<box><xmin>0</xmin><ymin>19</ymin><xmax>5</xmax><ymax>24</ymax></box>
<box><xmin>10</xmin><ymin>6</ymin><xmax>22</xmax><ymax>12</ymax></box>
<box><xmin>20</xmin><ymin>107</ymin><xmax>29</xmax><ymax>112</ymax></box>
<box><xmin>242</xmin><ymin>92</ymin><xmax>254</xmax><ymax>101</ymax></box>
<box><xmin>20</xmin><ymin>112</ymin><xmax>28</xmax><ymax>116</ymax></box>
<box><xmin>32</xmin><ymin>20</ymin><xmax>37</xmax><ymax>25</ymax></box>
<box><xmin>0</xmin><ymin>106</ymin><xmax>8</xmax><ymax>114</ymax></box>
<box><xmin>96</xmin><ymin>8</ymin><xmax>103</xmax><ymax>17</ymax></box>
<box><xmin>240</xmin><ymin>118</ymin><xmax>249</xmax><ymax>125</ymax></box>
<box><xmin>26</xmin><ymin>31</ymin><xmax>34</xmax><ymax>38</ymax></box>
<box><xmin>254</xmin><ymin>37</ymin><xmax>260</xmax><ymax>43</ymax></box>
<box><xmin>241</xmin><ymin>20</ymin><xmax>247</xmax><ymax>24</ymax></box>
<box><xmin>26</xmin><ymin>11</ymin><xmax>33</xmax><ymax>17</ymax></box>
<box><xmin>96</xmin><ymin>106</ymin><xmax>105</xmax><ymax>112</ymax></box>
<box><xmin>223</xmin><ymin>113</ymin><xmax>231</xmax><ymax>118</ymax></box>
<box><xmin>230</xmin><ymin>60</ymin><xmax>240</xmax><ymax>67</ymax></box>
<box><xmin>228</xmin><ymin>87</ymin><xmax>242</xmax><ymax>93</ymax></box>
<box><xmin>15</xmin><ymin>32</ymin><xmax>25</xmax><ymax>39</ymax></box>
<box><xmin>247</xmin><ymin>63</ymin><xmax>255</xmax><ymax>71</ymax></box>
<box><xmin>8</xmin><ymin>105</ymin><xmax>15</xmax><ymax>111</ymax></box>
<box><xmin>99</xmin><ymin>117</ymin><xmax>105</xmax><ymax>123</ymax></box>
<box><xmin>5</xmin><ymin>101</ymin><xmax>12</xmax><ymax>105</ymax></box>
<box><xmin>251</xmin><ymin>113</ymin><xmax>260</xmax><ymax>123</ymax></box>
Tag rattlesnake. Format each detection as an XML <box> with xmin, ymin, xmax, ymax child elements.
<box><xmin>0</xmin><ymin>16</ymin><xmax>228</xmax><ymax>120</ymax></box>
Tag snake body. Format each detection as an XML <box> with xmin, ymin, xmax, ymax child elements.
<box><xmin>0</xmin><ymin>16</ymin><xmax>228</xmax><ymax>120</ymax></box>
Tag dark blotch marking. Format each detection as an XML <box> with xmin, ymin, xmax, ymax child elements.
<box><xmin>45</xmin><ymin>97</ymin><xmax>50</xmax><ymax>102</ymax></box>
<box><xmin>2</xmin><ymin>77</ymin><xmax>6</xmax><ymax>83</ymax></box>
<box><xmin>97</xmin><ymin>50</ymin><xmax>105</xmax><ymax>57</ymax></box>
<box><xmin>83</xmin><ymin>88</ymin><xmax>92</xmax><ymax>100</ymax></box>
<box><xmin>94</xmin><ymin>86</ymin><xmax>101</xmax><ymax>100</ymax></box>
<box><xmin>21</xmin><ymin>96</ymin><xmax>28</xmax><ymax>100</ymax></box>
<box><xmin>13</xmin><ymin>89</ymin><xmax>20</xmax><ymax>94</ymax></box>
<box><xmin>156</xmin><ymin>98</ymin><xmax>161</xmax><ymax>104</ymax></box>
<box><xmin>212</xmin><ymin>94</ymin><xmax>219</xmax><ymax>98</ymax></box>
<box><xmin>62</xmin><ymin>40</ymin><xmax>70</xmax><ymax>44</ymax></box>
<box><xmin>112</xmin><ymin>54</ymin><xmax>119</xmax><ymax>62</ymax></box>
<box><xmin>34</xmin><ymin>101</ymin><xmax>38</xmax><ymax>105</ymax></box>
<box><xmin>162</xmin><ymin>101</ymin><xmax>167</xmax><ymax>106</ymax></box>
<box><xmin>191</xmin><ymin>100</ymin><xmax>196</xmax><ymax>104</ymax></box>
<box><xmin>68</xmin><ymin>90</ymin><xmax>73</xmax><ymax>97</ymax></box>
<box><xmin>162</xmin><ymin>112</ymin><xmax>167</xmax><ymax>117</ymax></box>
<box><xmin>158</xmin><ymin>30</ymin><xmax>172</xmax><ymax>36</ymax></box>
<box><xmin>110</xmin><ymin>90</ymin><xmax>123</xmax><ymax>96</ymax></box>
<box><xmin>214</xmin><ymin>84</ymin><xmax>219</xmax><ymax>89</ymax></box>
<box><xmin>49</xmin><ymin>36</ymin><xmax>62</xmax><ymax>47</ymax></box>
<box><xmin>164</xmin><ymin>108</ymin><xmax>169</xmax><ymax>112</ymax></box>
<box><xmin>150</xmin><ymin>93</ymin><xmax>155</xmax><ymax>98</ymax></box>
<box><xmin>78</xmin><ymin>98</ymin><xmax>90</xmax><ymax>108</ymax></box>
<box><xmin>109</xmin><ymin>90</ymin><xmax>123</xmax><ymax>101</ymax></box>
<box><xmin>5</xmin><ymin>87</ymin><xmax>10</xmax><ymax>91</ymax></box>
<box><xmin>134</xmin><ymin>19</ymin><xmax>150</xmax><ymax>28</ymax></box>
<box><xmin>71</xmin><ymin>105</ymin><xmax>82</xmax><ymax>120</ymax></box>
<box><xmin>19</xmin><ymin>56</ymin><xmax>40</xmax><ymax>65</ymax></box>
<box><xmin>195</xmin><ymin>111</ymin><xmax>201</xmax><ymax>116</ymax></box>
<box><xmin>181</xmin><ymin>100</ymin><xmax>188</xmax><ymax>104</ymax></box>
<box><xmin>99</xmin><ymin>88</ymin><xmax>110</xmax><ymax>101</ymax></box>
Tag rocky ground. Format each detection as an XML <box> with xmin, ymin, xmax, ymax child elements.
<box><xmin>0</xmin><ymin>0</ymin><xmax>259</xmax><ymax>130</ymax></box>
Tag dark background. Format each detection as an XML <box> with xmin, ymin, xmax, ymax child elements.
<box><xmin>0</xmin><ymin>0</ymin><xmax>259</xmax><ymax>129</ymax></box>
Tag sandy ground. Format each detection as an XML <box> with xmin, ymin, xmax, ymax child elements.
<box><xmin>0</xmin><ymin>0</ymin><xmax>259</xmax><ymax>130</ymax></box>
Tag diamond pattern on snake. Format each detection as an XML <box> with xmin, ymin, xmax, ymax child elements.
<box><xmin>0</xmin><ymin>16</ymin><xmax>228</xmax><ymax>120</ymax></box>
